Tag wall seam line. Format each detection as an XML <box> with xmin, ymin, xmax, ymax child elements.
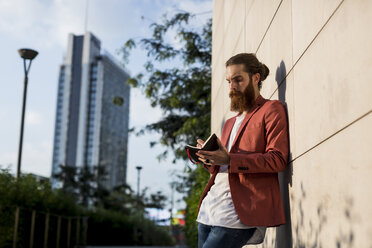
<box><xmin>232</xmin><ymin>27</ymin><xmax>244</xmax><ymax>54</ymax></box>
<box><xmin>223</xmin><ymin>0</ymin><xmax>239</xmax><ymax>40</ymax></box>
<box><xmin>269</xmin><ymin>0</ymin><xmax>345</xmax><ymax>100</ymax></box>
<box><xmin>255</xmin><ymin>0</ymin><xmax>283</xmax><ymax>54</ymax></box>
<box><xmin>290</xmin><ymin>109</ymin><xmax>372</xmax><ymax>164</ymax></box>
<box><xmin>290</xmin><ymin>0</ymin><xmax>295</xmax><ymax>157</ymax></box>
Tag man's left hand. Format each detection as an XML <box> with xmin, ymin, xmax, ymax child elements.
<box><xmin>196</xmin><ymin>138</ymin><xmax>230</xmax><ymax>166</ymax></box>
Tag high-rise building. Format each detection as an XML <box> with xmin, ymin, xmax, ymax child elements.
<box><xmin>51</xmin><ymin>32</ymin><xmax>130</xmax><ymax>191</ymax></box>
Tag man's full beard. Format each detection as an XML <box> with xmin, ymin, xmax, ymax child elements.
<box><xmin>229</xmin><ymin>82</ymin><xmax>255</xmax><ymax>113</ymax></box>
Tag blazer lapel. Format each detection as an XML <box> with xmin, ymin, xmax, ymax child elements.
<box><xmin>230</xmin><ymin>95</ymin><xmax>266</xmax><ymax>150</ymax></box>
<box><xmin>221</xmin><ymin>115</ymin><xmax>238</xmax><ymax>147</ymax></box>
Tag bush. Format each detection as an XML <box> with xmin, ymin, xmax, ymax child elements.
<box><xmin>0</xmin><ymin>168</ymin><xmax>174</xmax><ymax>247</ymax></box>
<box><xmin>86</xmin><ymin>209</ymin><xmax>174</xmax><ymax>246</ymax></box>
<box><xmin>184</xmin><ymin>166</ymin><xmax>209</xmax><ymax>248</ymax></box>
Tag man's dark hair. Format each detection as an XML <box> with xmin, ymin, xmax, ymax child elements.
<box><xmin>225</xmin><ymin>53</ymin><xmax>269</xmax><ymax>90</ymax></box>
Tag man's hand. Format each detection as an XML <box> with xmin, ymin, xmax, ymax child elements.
<box><xmin>196</xmin><ymin>138</ymin><xmax>230</xmax><ymax>166</ymax></box>
<box><xmin>196</xmin><ymin>139</ymin><xmax>204</xmax><ymax>149</ymax></box>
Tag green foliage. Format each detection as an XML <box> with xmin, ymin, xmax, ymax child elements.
<box><xmin>86</xmin><ymin>209</ymin><xmax>174</xmax><ymax>246</ymax></box>
<box><xmin>112</xmin><ymin>96</ymin><xmax>125</xmax><ymax>106</ymax></box>
<box><xmin>54</xmin><ymin>164</ymin><xmax>168</xmax><ymax>215</ymax></box>
<box><xmin>0</xmin><ymin>167</ymin><xmax>82</xmax><ymax>247</ymax></box>
<box><xmin>129</xmin><ymin>213</ymin><xmax>175</xmax><ymax>246</ymax></box>
<box><xmin>0</xmin><ymin>168</ymin><xmax>81</xmax><ymax>215</ymax></box>
<box><xmin>121</xmin><ymin>12</ymin><xmax>211</xmax><ymax>161</ymax></box>
<box><xmin>0</xmin><ymin>205</ymin><xmax>14</xmax><ymax>247</ymax></box>
<box><xmin>100</xmin><ymin>183</ymin><xmax>137</xmax><ymax>214</ymax></box>
<box><xmin>0</xmin><ymin>167</ymin><xmax>174</xmax><ymax>247</ymax></box>
<box><xmin>121</xmin><ymin>11</ymin><xmax>212</xmax><ymax>247</ymax></box>
<box><xmin>144</xmin><ymin>190</ymin><xmax>168</xmax><ymax>209</ymax></box>
<box><xmin>184</xmin><ymin>166</ymin><xmax>209</xmax><ymax>248</ymax></box>
<box><xmin>53</xmin><ymin>164</ymin><xmax>109</xmax><ymax>207</ymax></box>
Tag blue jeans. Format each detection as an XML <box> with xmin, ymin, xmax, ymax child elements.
<box><xmin>198</xmin><ymin>223</ymin><xmax>255</xmax><ymax>248</ymax></box>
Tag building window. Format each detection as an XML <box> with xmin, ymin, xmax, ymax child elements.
<box><xmin>84</xmin><ymin>63</ymin><xmax>99</xmax><ymax>166</ymax></box>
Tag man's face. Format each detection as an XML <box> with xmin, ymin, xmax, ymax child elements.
<box><xmin>226</xmin><ymin>64</ymin><xmax>257</xmax><ymax>112</ymax></box>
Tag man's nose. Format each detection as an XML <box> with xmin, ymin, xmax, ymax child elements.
<box><xmin>229</xmin><ymin>82</ymin><xmax>237</xmax><ymax>90</ymax></box>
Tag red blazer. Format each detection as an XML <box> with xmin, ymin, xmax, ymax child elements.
<box><xmin>198</xmin><ymin>95</ymin><xmax>289</xmax><ymax>227</ymax></box>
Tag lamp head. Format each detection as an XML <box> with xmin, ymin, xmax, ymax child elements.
<box><xmin>18</xmin><ymin>48</ymin><xmax>38</xmax><ymax>60</ymax></box>
<box><xmin>136</xmin><ymin>166</ymin><xmax>142</xmax><ymax>171</ymax></box>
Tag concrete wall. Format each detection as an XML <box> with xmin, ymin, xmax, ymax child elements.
<box><xmin>211</xmin><ymin>0</ymin><xmax>372</xmax><ymax>247</ymax></box>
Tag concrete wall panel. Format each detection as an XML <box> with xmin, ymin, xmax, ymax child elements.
<box><xmin>293</xmin><ymin>0</ymin><xmax>372</xmax><ymax>157</ymax></box>
<box><xmin>245</xmin><ymin>0</ymin><xmax>282</xmax><ymax>52</ymax></box>
<box><xmin>231</xmin><ymin>28</ymin><xmax>246</xmax><ymax>56</ymax></box>
<box><xmin>223</xmin><ymin>0</ymin><xmax>245</xmax><ymax>62</ymax></box>
<box><xmin>250</xmin><ymin>0</ymin><xmax>296</xmax><ymax>158</ymax></box>
<box><xmin>211</xmin><ymin>0</ymin><xmax>225</xmax><ymax>137</ymax></box>
<box><xmin>212</xmin><ymin>0</ymin><xmax>224</xmax><ymax>71</ymax></box>
<box><xmin>256</xmin><ymin>0</ymin><xmax>293</xmax><ymax>99</ymax></box>
<box><xmin>211</xmin><ymin>53</ymin><xmax>225</xmax><ymax>105</ymax></box>
<box><xmin>211</xmin><ymin>82</ymin><xmax>226</xmax><ymax>137</ymax></box>
<box><xmin>222</xmin><ymin>0</ymin><xmax>235</xmax><ymax>33</ymax></box>
<box><xmin>212</xmin><ymin>0</ymin><xmax>372</xmax><ymax>246</ymax></box>
<box><xmin>292</xmin><ymin>0</ymin><xmax>343</xmax><ymax>62</ymax></box>
<box><xmin>290</xmin><ymin>112</ymin><xmax>372</xmax><ymax>247</ymax></box>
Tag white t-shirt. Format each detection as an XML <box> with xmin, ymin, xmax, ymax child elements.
<box><xmin>196</xmin><ymin>113</ymin><xmax>248</xmax><ymax>228</ymax></box>
<box><xmin>197</xmin><ymin>113</ymin><xmax>267</xmax><ymax>239</ymax></box>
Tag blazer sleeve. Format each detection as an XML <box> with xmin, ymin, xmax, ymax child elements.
<box><xmin>228</xmin><ymin>101</ymin><xmax>289</xmax><ymax>173</ymax></box>
<box><xmin>203</xmin><ymin>164</ymin><xmax>216</xmax><ymax>174</ymax></box>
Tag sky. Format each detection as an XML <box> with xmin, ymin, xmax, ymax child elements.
<box><xmin>0</xmin><ymin>0</ymin><xmax>212</xmax><ymax>210</ymax></box>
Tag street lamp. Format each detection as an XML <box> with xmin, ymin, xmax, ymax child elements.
<box><xmin>136</xmin><ymin>166</ymin><xmax>143</xmax><ymax>208</ymax></box>
<box><xmin>16</xmin><ymin>48</ymin><xmax>38</xmax><ymax>178</ymax></box>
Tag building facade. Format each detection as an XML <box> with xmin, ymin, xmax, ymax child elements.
<box><xmin>51</xmin><ymin>32</ymin><xmax>130</xmax><ymax>191</ymax></box>
<box><xmin>211</xmin><ymin>0</ymin><xmax>372</xmax><ymax>247</ymax></box>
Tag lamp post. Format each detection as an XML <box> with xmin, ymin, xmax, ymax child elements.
<box><xmin>16</xmin><ymin>48</ymin><xmax>38</xmax><ymax>179</ymax></box>
<box><xmin>136</xmin><ymin>166</ymin><xmax>143</xmax><ymax>208</ymax></box>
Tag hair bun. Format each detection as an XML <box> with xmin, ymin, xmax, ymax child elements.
<box><xmin>260</xmin><ymin>63</ymin><xmax>269</xmax><ymax>81</ymax></box>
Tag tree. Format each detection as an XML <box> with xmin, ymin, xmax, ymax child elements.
<box><xmin>145</xmin><ymin>191</ymin><xmax>168</xmax><ymax>209</ymax></box>
<box><xmin>121</xmin><ymin>12</ymin><xmax>211</xmax><ymax>247</ymax></box>
<box><xmin>97</xmin><ymin>183</ymin><xmax>136</xmax><ymax>214</ymax></box>
<box><xmin>121</xmin><ymin>12</ymin><xmax>211</xmax><ymax>161</ymax></box>
<box><xmin>54</xmin><ymin>165</ymin><xmax>166</xmax><ymax>215</ymax></box>
<box><xmin>53</xmin><ymin>164</ymin><xmax>79</xmax><ymax>198</ymax></box>
<box><xmin>53</xmin><ymin>164</ymin><xmax>109</xmax><ymax>207</ymax></box>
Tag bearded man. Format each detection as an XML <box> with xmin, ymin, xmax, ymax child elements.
<box><xmin>196</xmin><ymin>53</ymin><xmax>289</xmax><ymax>248</ymax></box>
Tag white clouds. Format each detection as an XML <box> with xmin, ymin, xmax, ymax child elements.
<box><xmin>0</xmin><ymin>0</ymin><xmax>85</xmax><ymax>48</ymax></box>
<box><xmin>0</xmin><ymin>150</ymin><xmax>17</xmax><ymax>173</ymax></box>
<box><xmin>48</xmin><ymin>0</ymin><xmax>87</xmax><ymax>47</ymax></box>
<box><xmin>129</xmin><ymin>88</ymin><xmax>163</xmax><ymax>127</ymax></box>
<box><xmin>0</xmin><ymin>137</ymin><xmax>51</xmax><ymax>177</ymax></box>
<box><xmin>178</xmin><ymin>0</ymin><xmax>213</xmax><ymax>14</ymax></box>
<box><xmin>0</xmin><ymin>0</ymin><xmax>212</xmax><ymax>53</ymax></box>
<box><xmin>0</xmin><ymin>0</ymin><xmax>44</xmax><ymax>33</ymax></box>
<box><xmin>21</xmin><ymin>140</ymin><xmax>52</xmax><ymax>177</ymax></box>
<box><xmin>26</xmin><ymin>110</ymin><xmax>43</xmax><ymax>125</ymax></box>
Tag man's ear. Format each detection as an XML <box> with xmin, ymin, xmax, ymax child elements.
<box><xmin>253</xmin><ymin>73</ymin><xmax>260</xmax><ymax>86</ymax></box>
